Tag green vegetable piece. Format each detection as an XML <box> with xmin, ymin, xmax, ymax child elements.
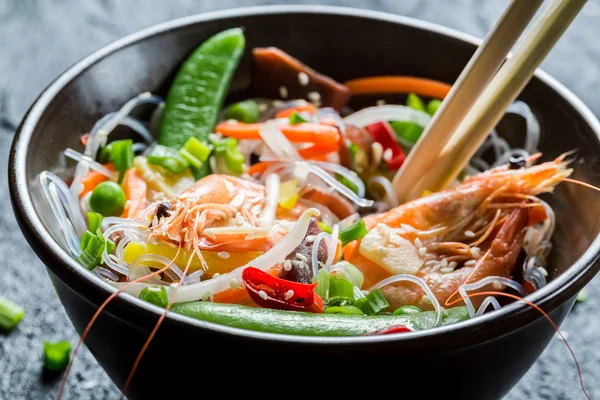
<box><xmin>389</xmin><ymin>120</ymin><xmax>424</xmax><ymax>144</ymax></box>
<box><xmin>576</xmin><ymin>287</ymin><xmax>588</xmax><ymax>303</ymax></box>
<box><xmin>110</xmin><ymin>139</ymin><xmax>134</xmax><ymax>183</ymax></box>
<box><xmin>288</xmin><ymin>111</ymin><xmax>309</xmax><ymax>125</ymax></box>
<box><xmin>139</xmin><ymin>286</ymin><xmax>168</xmax><ymax>308</ymax></box>
<box><xmin>313</xmin><ymin>269</ymin><xmax>331</xmax><ymax>300</ymax></box>
<box><xmin>318</xmin><ymin>221</ymin><xmax>333</xmax><ymax>234</ymax></box>
<box><xmin>393</xmin><ymin>305</ymin><xmax>423</xmax><ymax>315</ymax></box>
<box><xmin>328</xmin><ymin>278</ymin><xmax>355</xmax><ymax>306</ymax></box>
<box><xmin>159</xmin><ymin>28</ymin><xmax>246</xmax><ymax>148</ymax></box>
<box><xmin>77</xmin><ymin>229</ymin><xmax>115</xmax><ymax>270</ymax></box>
<box><xmin>171</xmin><ymin>302</ymin><xmax>470</xmax><ymax>336</ymax></box>
<box><xmin>179</xmin><ymin>149</ymin><xmax>201</xmax><ymax>169</ymax></box>
<box><xmin>406</xmin><ymin>93</ymin><xmax>427</xmax><ymax>112</ymax></box>
<box><xmin>213</xmin><ymin>137</ymin><xmax>236</xmax><ymax>155</ymax></box>
<box><xmin>98</xmin><ymin>144</ymin><xmax>113</xmax><ymax>164</ymax></box>
<box><xmin>348</xmin><ymin>142</ymin><xmax>358</xmax><ymax>161</ymax></box>
<box><xmin>90</xmin><ymin>181</ymin><xmax>126</xmax><ymax>217</ymax></box>
<box><xmin>330</xmin><ymin>261</ymin><xmax>364</xmax><ymax>288</ymax></box>
<box><xmin>353</xmin><ymin>297</ymin><xmax>368</xmax><ymax>310</ymax></box>
<box><xmin>225</xmin><ymin>147</ymin><xmax>245</xmax><ymax>174</ymax></box>
<box><xmin>147</xmin><ymin>144</ymin><xmax>190</xmax><ymax>174</ymax></box>
<box><xmin>324</xmin><ymin>306</ymin><xmax>364</xmax><ymax>315</ymax></box>
<box><xmin>225</xmin><ymin>100</ymin><xmax>259</xmax><ymax>123</ymax></box>
<box><xmin>190</xmin><ymin>157</ymin><xmax>212</xmax><ymax>181</ymax></box>
<box><xmin>44</xmin><ymin>341</ymin><xmax>71</xmax><ymax>371</ymax></box>
<box><xmin>183</xmin><ymin>137</ymin><xmax>212</xmax><ymax>162</ymax></box>
<box><xmin>0</xmin><ymin>297</ymin><xmax>25</xmax><ymax>331</ymax></box>
<box><xmin>427</xmin><ymin>99</ymin><xmax>442</xmax><ymax>115</ymax></box>
<box><xmin>339</xmin><ymin>219</ymin><xmax>368</xmax><ymax>246</ymax></box>
<box><xmin>360</xmin><ymin>289</ymin><xmax>389</xmax><ymax>315</ymax></box>
<box><xmin>336</xmin><ymin>174</ymin><xmax>359</xmax><ymax>195</ymax></box>
<box><xmin>87</xmin><ymin>212</ymin><xmax>103</xmax><ymax>233</ymax></box>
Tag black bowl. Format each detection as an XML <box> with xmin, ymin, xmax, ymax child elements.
<box><xmin>9</xmin><ymin>6</ymin><xmax>600</xmax><ymax>399</ymax></box>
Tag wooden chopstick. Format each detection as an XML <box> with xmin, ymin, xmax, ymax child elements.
<box><xmin>391</xmin><ymin>0</ymin><xmax>544</xmax><ymax>204</ymax></box>
<box><xmin>409</xmin><ymin>0</ymin><xmax>586</xmax><ymax>197</ymax></box>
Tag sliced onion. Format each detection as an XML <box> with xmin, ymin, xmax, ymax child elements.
<box><xmin>309</xmin><ymin>161</ymin><xmax>365</xmax><ymax>197</ymax></box>
<box><xmin>259</xmin><ymin>173</ymin><xmax>280</xmax><ymax>227</ymax></box>
<box><xmin>64</xmin><ymin>148</ymin><xmax>117</xmax><ymax>180</ymax></box>
<box><xmin>343</xmin><ymin>105</ymin><xmax>431</xmax><ymax>129</ymax></box>
<box><xmin>173</xmin><ymin>208</ymin><xmax>320</xmax><ymax>302</ymax></box>
<box><xmin>316</xmin><ymin>107</ymin><xmax>346</xmax><ymax>135</ymax></box>
<box><xmin>183</xmin><ymin>270</ymin><xmax>204</xmax><ymax>285</ymax></box>
<box><xmin>259</xmin><ymin>121</ymin><xmax>301</xmax><ymax>160</ymax></box>
<box><xmin>338</xmin><ymin>213</ymin><xmax>360</xmax><ymax>228</ymax></box>
<box><xmin>370</xmin><ymin>274</ymin><xmax>442</xmax><ymax>328</ymax></box>
<box><xmin>475</xmin><ymin>296</ymin><xmax>501</xmax><ymax>317</ymax></box>
<box><xmin>307</xmin><ymin>163</ymin><xmax>373</xmax><ymax>208</ymax></box>
<box><xmin>368</xmin><ymin>175</ymin><xmax>399</xmax><ymax>208</ymax></box>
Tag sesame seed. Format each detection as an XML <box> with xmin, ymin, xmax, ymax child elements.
<box><xmin>440</xmin><ymin>267</ymin><xmax>454</xmax><ymax>274</ymax></box>
<box><xmin>414</xmin><ymin>237</ymin><xmax>422</xmax><ymax>249</ymax></box>
<box><xmin>471</xmin><ymin>247</ymin><xmax>481</xmax><ymax>259</ymax></box>
<box><xmin>279</xmin><ymin>86</ymin><xmax>288</xmax><ymax>99</ymax></box>
<box><xmin>284</xmin><ymin>290</ymin><xmax>294</xmax><ymax>300</ymax></box>
<box><xmin>493</xmin><ymin>281</ymin><xmax>503</xmax><ymax>290</ymax></box>
<box><xmin>298</xmin><ymin>72</ymin><xmax>309</xmax><ymax>86</ymax></box>
<box><xmin>371</xmin><ymin>142</ymin><xmax>383</xmax><ymax>166</ymax></box>
<box><xmin>465</xmin><ymin>260</ymin><xmax>477</xmax><ymax>267</ymax></box>
<box><xmin>230</xmin><ymin>278</ymin><xmax>239</xmax><ymax>289</ymax></box>
<box><xmin>307</xmin><ymin>91</ymin><xmax>321</xmax><ymax>102</ymax></box>
<box><xmin>296</xmin><ymin>253</ymin><xmax>308</xmax><ymax>262</ymax></box>
<box><xmin>217</xmin><ymin>251</ymin><xmax>230</xmax><ymax>259</ymax></box>
<box><xmin>465</xmin><ymin>230</ymin><xmax>475</xmax><ymax>238</ymax></box>
<box><xmin>258</xmin><ymin>103</ymin><xmax>268</xmax><ymax>112</ymax></box>
<box><xmin>440</xmin><ymin>258</ymin><xmax>448</xmax><ymax>268</ymax></box>
<box><xmin>448</xmin><ymin>261</ymin><xmax>457</xmax><ymax>269</ymax></box>
<box><xmin>212</xmin><ymin>273</ymin><xmax>221</xmax><ymax>278</ymax></box>
<box><xmin>418</xmin><ymin>247</ymin><xmax>427</xmax><ymax>257</ymax></box>
<box><xmin>376</xmin><ymin>99</ymin><xmax>386</xmax><ymax>106</ymax></box>
<box><xmin>538</xmin><ymin>266</ymin><xmax>548</xmax><ymax>277</ymax></box>
<box><xmin>258</xmin><ymin>290</ymin><xmax>268</xmax><ymax>300</ymax></box>
<box><xmin>382</xmin><ymin>148</ymin><xmax>394</xmax><ymax>162</ymax></box>
<box><xmin>305</xmin><ymin>235</ymin><xmax>316</xmax><ymax>243</ymax></box>
<box><xmin>284</xmin><ymin>260</ymin><xmax>293</xmax><ymax>271</ymax></box>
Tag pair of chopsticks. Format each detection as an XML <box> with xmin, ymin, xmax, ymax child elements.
<box><xmin>392</xmin><ymin>0</ymin><xmax>587</xmax><ymax>203</ymax></box>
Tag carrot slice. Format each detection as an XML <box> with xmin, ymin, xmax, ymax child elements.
<box><xmin>79</xmin><ymin>163</ymin><xmax>114</xmax><ymax>197</ymax></box>
<box><xmin>121</xmin><ymin>168</ymin><xmax>147</xmax><ymax>219</ymax></box>
<box><xmin>344</xmin><ymin>76</ymin><xmax>452</xmax><ymax>99</ymax></box>
<box><xmin>275</xmin><ymin>103</ymin><xmax>318</xmax><ymax>118</ymax></box>
<box><xmin>247</xmin><ymin>161</ymin><xmax>274</xmax><ymax>176</ymax></box>
<box><xmin>297</xmin><ymin>144</ymin><xmax>337</xmax><ymax>159</ymax></box>
<box><xmin>527</xmin><ymin>204</ymin><xmax>547</xmax><ymax>226</ymax></box>
<box><xmin>216</xmin><ymin>121</ymin><xmax>340</xmax><ymax>148</ymax></box>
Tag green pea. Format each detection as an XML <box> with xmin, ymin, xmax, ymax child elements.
<box><xmin>393</xmin><ymin>305</ymin><xmax>423</xmax><ymax>315</ymax></box>
<box><xmin>90</xmin><ymin>181</ymin><xmax>126</xmax><ymax>216</ymax></box>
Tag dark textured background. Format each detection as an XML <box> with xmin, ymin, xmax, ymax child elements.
<box><xmin>1</xmin><ymin>1</ymin><xmax>599</xmax><ymax>399</ymax></box>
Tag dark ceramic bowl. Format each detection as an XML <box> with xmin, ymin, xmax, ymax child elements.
<box><xmin>9</xmin><ymin>6</ymin><xmax>600</xmax><ymax>399</ymax></box>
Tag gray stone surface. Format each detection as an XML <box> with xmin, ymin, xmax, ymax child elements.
<box><xmin>0</xmin><ymin>1</ymin><xmax>599</xmax><ymax>399</ymax></box>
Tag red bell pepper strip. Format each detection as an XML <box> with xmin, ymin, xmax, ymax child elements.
<box><xmin>365</xmin><ymin>121</ymin><xmax>406</xmax><ymax>170</ymax></box>
<box><xmin>242</xmin><ymin>267</ymin><xmax>324</xmax><ymax>313</ymax></box>
<box><xmin>363</xmin><ymin>324</ymin><xmax>412</xmax><ymax>335</ymax></box>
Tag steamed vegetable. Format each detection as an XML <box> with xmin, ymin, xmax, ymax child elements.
<box><xmin>159</xmin><ymin>28</ymin><xmax>246</xmax><ymax>148</ymax></box>
<box><xmin>171</xmin><ymin>301</ymin><xmax>470</xmax><ymax>336</ymax></box>
<box><xmin>0</xmin><ymin>297</ymin><xmax>25</xmax><ymax>331</ymax></box>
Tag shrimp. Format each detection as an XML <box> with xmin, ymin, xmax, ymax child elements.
<box><xmin>347</xmin><ymin>155</ymin><xmax>571</xmax><ymax>310</ymax></box>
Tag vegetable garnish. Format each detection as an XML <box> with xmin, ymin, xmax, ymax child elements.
<box><xmin>212</xmin><ymin>137</ymin><xmax>245</xmax><ymax>174</ymax></box>
<box><xmin>327</xmin><ymin>277</ymin><xmax>355</xmax><ymax>306</ymax></box>
<box><xmin>339</xmin><ymin>219</ymin><xmax>368</xmax><ymax>246</ymax></box>
<box><xmin>180</xmin><ymin>137</ymin><xmax>212</xmax><ymax>169</ymax></box>
<box><xmin>427</xmin><ymin>99</ymin><xmax>442</xmax><ymax>115</ymax></box>
<box><xmin>77</xmin><ymin>229</ymin><xmax>115</xmax><ymax>270</ymax></box>
<box><xmin>393</xmin><ymin>305</ymin><xmax>422</xmax><ymax>315</ymax></box>
<box><xmin>90</xmin><ymin>181</ymin><xmax>127</xmax><ymax>217</ymax></box>
<box><xmin>44</xmin><ymin>341</ymin><xmax>72</xmax><ymax>372</ymax></box>
<box><xmin>275</xmin><ymin>102</ymin><xmax>318</xmax><ymax>118</ymax></box>
<box><xmin>317</xmin><ymin>221</ymin><xmax>333</xmax><ymax>234</ymax></box>
<box><xmin>0</xmin><ymin>297</ymin><xmax>25</xmax><ymax>331</ymax></box>
<box><xmin>242</xmin><ymin>266</ymin><xmax>324</xmax><ymax>313</ymax></box>
<box><xmin>139</xmin><ymin>286</ymin><xmax>169</xmax><ymax>308</ymax></box>
<box><xmin>344</xmin><ymin>75</ymin><xmax>452</xmax><ymax>99</ymax></box>
<box><xmin>79</xmin><ymin>163</ymin><xmax>114</xmax><ymax>197</ymax></box>
<box><xmin>288</xmin><ymin>111</ymin><xmax>310</xmax><ymax>125</ymax></box>
<box><xmin>224</xmin><ymin>99</ymin><xmax>259</xmax><ymax>124</ymax></box>
<box><xmin>359</xmin><ymin>289</ymin><xmax>389</xmax><ymax>315</ymax></box>
<box><xmin>313</xmin><ymin>268</ymin><xmax>330</xmax><ymax>300</ymax></box>
<box><xmin>86</xmin><ymin>212</ymin><xmax>103</xmax><ymax>234</ymax></box>
<box><xmin>159</xmin><ymin>28</ymin><xmax>245</xmax><ymax>148</ymax></box>
<box><xmin>324</xmin><ymin>305</ymin><xmax>364</xmax><ymax>315</ymax></box>
<box><xmin>121</xmin><ymin>168</ymin><xmax>147</xmax><ymax>219</ymax></box>
<box><xmin>147</xmin><ymin>144</ymin><xmax>190</xmax><ymax>174</ymax></box>
<box><xmin>406</xmin><ymin>93</ymin><xmax>427</xmax><ymax>113</ymax></box>
<box><xmin>107</xmin><ymin>139</ymin><xmax>134</xmax><ymax>183</ymax></box>
<box><xmin>365</xmin><ymin>122</ymin><xmax>406</xmax><ymax>169</ymax></box>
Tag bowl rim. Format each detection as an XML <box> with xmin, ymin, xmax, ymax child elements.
<box><xmin>9</xmin><ymin>4</ymin><xmax>600</xmax><ymax>345</ymax></box>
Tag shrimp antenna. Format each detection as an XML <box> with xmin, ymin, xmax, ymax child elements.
<box><xmin>56</xmin><ymin>244</ymin><xmax>182</xmax><ymax>400</ymax></box>
<box><xmin>446</xmin><ymin>291</ymin><xmax>590</xmax><ymax>400</ymax></box>
<box><xmin>561</xmin><ymin>177</ymin><xmax>600</xmax><ymax>193</ymax></box>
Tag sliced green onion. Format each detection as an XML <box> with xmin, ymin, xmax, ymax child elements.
<box><xmin>110</xmin><ymin>139</ymin><xmax>134</xmax><ymax>183</ymax></box>
<box><xmin>87</xmin><ymin>212</ymin><xmax>103</xmax><ymax>234</ymax></box>
<box><xmin>0</xmin><ymin>297</ymin><xmax>25</xmax><ymax>331</ymax></box>
<box><xmin>406</xmin><ymin>93</ymin><xmax>427</xmax><ymax>112</ymax></box>
<box><xmin>324</xmin><ymin>305</ymin><xmax>364</xmax><ymax>315</ymax></box>
<box><xmin>360</xmin><ymin>289</ymin><xmax>389</xmax><ymax>315</ymax></box>
<box><xmin>336</xmin><ymin>174</ymin><xmax>359</xmax><ymax>195</ymax></box>
<box><xmin>393</xmin><ymin>305</ymin><xmax>422</xmax><ymax>315</ymax></box>
<box><xmin>98</xmin><ymin>144</ymin><xmax>113</xmax><ymax>164</ymax></box>
<box><xmin>77</xmin><ymin>229</ymin><xmax>115</xmax><ymax>270</ymax></box>
<box><xmin>427</xmin><ymin>99</ymin><xmax>442</xmax><ymax>115</ymax></box>
<box><xmin>179</xmin><ymin>148</ymin><xmax>202</xmax><ymax>169</ymax></box>
<box><xmin>313</xmin><ymin>268</ymin><xmax>330</xmax><ymax>299</ymax></box>
<box><xmin>353</xmin><ymin>297</ymin><xmax>368</xmax><ymax>310</ymax></box>
<box><xmin>182</xmin><ymin>137</ymin><xmax>212</xmax><ymax>162</ymax></box>
<box><xmin>390</xmin><ymin>120</ymin><xmax>424</xmax><ymax>144</ymax></box>
<box><xmin>224</xmin><ymin>100</ymin><xmax>259</xmax><ymax>124</ymax></box>
<box><xmin>288</xmin><ymin>111</ymin><xmax>309</xmax><ymax>125</ymax></box>
<box><xmin>318</xmin><ymin>221</ymin><xmax>332</xmax><ymax>234</ymax></box>
<box><xmin>44</xmin><ymin>341</ymin><xmax>71</xmax><ymax>371</ymax></box>
<box><xmin>576</xmin><ymin>287</ymin><xmax>589</xmax><ymax>303</ymax></box>
<box><xmin>148</xmin><ymin>144</ymin><xmax>190</xmax><ymax>174</ymax></box>
<box><xmin>225</xmin><ymin>147</ymin><xmax>245</xmax><ymax>174</ymax></box>
<box><xmin>328</xmin><ymin>278</ymin><xmax>355</xmax><ymax>306</ymax></box>
<box><xmin>139</xmin><ymin>286</ymin><xmax>168</xmax><ymax>308</ymax></box>
<box><xmin>330</xmin><ymin>261</ymin><xmax>364</xmax><ymax>288</ymax></box>
<box><xmin>348</xmin><ymin>142</ymin><xmax>358</xmax><ymax>161</ymax></box>
<box><xmin>339</xmin><ymin>219</ymin><xmax>368</xmax><ymax>246</ymax></box>
<box><xmin>190</xmin><ymin>158</ymin><xmax>212</xmax><ymax>181</ymax></box>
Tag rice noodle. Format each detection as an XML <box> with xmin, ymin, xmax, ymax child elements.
<box><xmin>316</xmin><ymin>107</ymin><xmax>346</xmax><ymax>135</ymax></box>
<box><xmin>368</xmin><ymin>175</ymin><xmax>399</xmax><ymax>208</ymax></box>
<box><xmin>343</xmin><ymin>105</ymin><xmax>431</xmax><ymax>129</ymax></box>
<box><xmin>506</xmin><ymin>100</ymin><xmax>540</xmax><ymax>155</ymax></box>
<box><xmin>338</xmin><ymin>213</ymin><xmax>360</xmax><ymax>228</ymax></box>
<box><xmin>128</xmin><ymin>254</ymin><xmax>183</xmax><ymax>284</ymax></box>
<box><xmin>309</xmin><ymin>161</ymin><xmax>366</xmax><ymax>197</ymax></box>
<box><xmin>183</xmin><ymin>270</ymin><xmax>204</xmax><ymax>285</ymax></box>
<box><xmin>39</xmin><ymin>171</ymin><xmax>87</xmax><ymax>239</ymax></box>
<box><xmin>325</xmin><ymin>224</ymin><xmax>339</xmax><ymax>269</ymax></box>
<box><xmin>457</xmin><ymin>276</ymin><xmax>528</xmax><ymax>318</ymax></box>
<box><xmin>307</xmin><ymin>163</ymin><xmax>373</xmax><ymax>207</ymax></box>
<box><xmin>475</xmin><ymin>296</ymin><xmax>502</xmax><ymax>317</ymax></box>
<box><xmin>64</xmin><ymin>148</ymin><xmax>117</xmax><ymax>180</ymax></box>
<box><xmin>95</xmin><ymin>266</ymin><xmax>119</xmax><ymax>282</ymax></box>
<box><xmin>311</xmin><ymin>232</ymin><xmax>331</xmax><ymax>276</ymax></box>
<box><xmin>259</xmin><ymin>173</ymin><xmax>280</xmax><ymax>227</ymax></box>
<box><xmin>297</xmin><ymin>199</ymin><xmax>337</xmax><ymax>226</ymax></box>
<box><xmin>370</xmin><ymin>274</ymin><xmax>442</xmax><ymax>328</ymax></box>
<box><xmin>259</xmin><ymin>121</ymin><xmax>301</xmax><ymax>160</ymax></box>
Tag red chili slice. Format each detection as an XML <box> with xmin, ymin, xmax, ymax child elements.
<box><xmin>242</xmin><ymin>267</ymin><xmax>324</xmax><ymax>313</ymax></box>
<box><xmin>365</xmin><ymin>121</ymin><xmax>406</xmax><ymax>170</ymax></box>
<box><xmin>364</xmin><ymin>324</ymin><xmax>412</xmax><ymax>336</ymax></box>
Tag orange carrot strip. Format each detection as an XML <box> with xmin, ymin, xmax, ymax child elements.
<box><xmin>216</xmin><ymin>121</ymin><xmax>340</xmax><ymax>148</ymax></box>
<box><xmin>275</xmin><ymin>103</ymin><xmax>318</xmax><ymax>118</ymax></box>
<box><xmin>247</xmin><ymin>161</ymin><xmax>274</xmax><ymax>176</ymax></box>
<box><xmin>297</xmin><ymin>143</ymin><xmax>338</xmax><ymax>159</ymax></box>
<box><xmin>527</xmin><ymin>204</ymin><xmax>547</xmax><ymax>227</ymax></box>
<box><xmin>79</xmin><ymin>163</ymin><xmax>114</xmax><ymax>197</ymax></box>
<box><xmin>343</xmin><ymin>240</ymin><xmax>358</xmax><ymax>261</ymax></box>
<box><xmin>121</xmin><ymin>168</ymin><xmax>147</xmax><ymax>219</ymax></box>
<box><xmin>344</xmin><ymin>76</ymin><xmax>452</xmax><ymax>99</ymax></box>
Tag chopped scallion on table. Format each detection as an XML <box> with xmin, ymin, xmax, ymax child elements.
<box><xmin>43</xmin><ymin>341</ymin><xmax>72</xmax><ymax>371</ymax></box>
<box><xmin>0</xmin><ymin>297</ymin><xmax>25</xmax><ymax>331</ymax></box>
